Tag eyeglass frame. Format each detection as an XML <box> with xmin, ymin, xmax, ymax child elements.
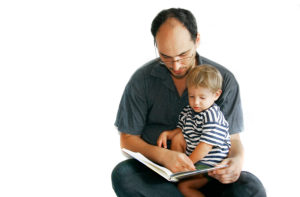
<box><xmin>155</xmin><ymin>47</ymin><xmax>196</xmax><ymax>67</ymax></box>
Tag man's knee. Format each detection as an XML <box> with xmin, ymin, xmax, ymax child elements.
<box><xmin>111</xmin><ymin>161</ymin><xmax>125</xmax><ymax>195</ymax></box>
<box><xmin>111</xmin><ymin>160</ymin><xmax>137</xmax><ymax>196</ymax></box>
<box><xmin>111</xmin><ymin>161</ymin><xmax>125</xmax><ymax>185</ymax></box>
<box><xmin>111</xmin><ymin>159</ymin><xmax>184</xmax><ymax>197</ymax></box>
<box><xmin>112</xmin><ymin>159</ymin><xmax>149</xmax><ymax>196</ymax></box>
<box><xmin>224</xmin><ymin>171</ymin><xmax>266</xmax><ymax>197</ymax></box>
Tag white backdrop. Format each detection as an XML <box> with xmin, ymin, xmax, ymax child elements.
<box><xmin>1</xmin><ymin>0</ymin><xmax>300</xmax><ymax>196</ymax></box>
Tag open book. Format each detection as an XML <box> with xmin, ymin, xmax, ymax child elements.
<box><xmin>122</xmin><ymin>148</ymin><xmax>227</xmax><ymax>182</ymax></box>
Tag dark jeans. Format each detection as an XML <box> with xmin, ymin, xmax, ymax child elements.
<box><xmin>111</xmin><ymin>159</ymin><xmax>266</xmax><ymax>197</ymax></box>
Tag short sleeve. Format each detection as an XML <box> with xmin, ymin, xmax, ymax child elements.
<box><xmin>200</xmin><ymin>56</ymin><xmax>244</xmax><ymax>134</ymax></box>
<box><xmin>114</xmin><ymin>69</ymin><xmax>148</xmax><ymax>135</ymax></box>
<box><xmin>199</xmin><ymin>108</ymin><xmax>229</xmax><ymax>147</ymax></box>
<box><xmin>199</xmin><ymin>122</ymin><xmax>229</xmax><ymax>147</ymax></box>
<box><xmin>216</xmin><ymin>73</ymin><xmax>244</xmax><ymax>134</ymax></box>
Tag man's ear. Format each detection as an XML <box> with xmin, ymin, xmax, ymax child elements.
<box><xmin>214</xmin><ymin>89</ymin><xmax>222</xmax><ymax>101</ymax></box>
<box><xmin>196</xmin><ymin>33</ymin><xmax>200</xmax><ymax>48</ymax></box>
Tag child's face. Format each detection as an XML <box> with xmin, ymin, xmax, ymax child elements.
<box><xmin>188</xmin><ymin>85</ymin><xmax>221</xmax><ymax>113</ymax></box>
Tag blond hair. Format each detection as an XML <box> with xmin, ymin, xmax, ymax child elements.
<box><xmin>186</xmin><ymin>64</ymin><xmax>222</xmax><ymax>92</ymax></box>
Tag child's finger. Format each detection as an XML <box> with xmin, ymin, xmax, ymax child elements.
<box><xmin>157</xmin><ymin>138</ymin><xmax>162</xmax><ymax>147</ymax></box>
<box><xmin>163</xmin><ymin>139</ymin><xmax>167</xmax><ymax>148</ymax></box>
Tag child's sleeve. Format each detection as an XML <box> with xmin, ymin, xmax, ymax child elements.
<box><xmin>176</xmin><ymin>106</ymin><xmax>189</xmax><ymax>130</ymax></box>
<box><xmin>199</xmin><ymin>109</ymin><xmax>229</xmax><ymax>147</ymax></box>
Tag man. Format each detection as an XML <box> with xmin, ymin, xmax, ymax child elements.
<box><xmin>112</xmin><ymin>8</ymin><xmax>266</xmax><ymax>197</ymax></box>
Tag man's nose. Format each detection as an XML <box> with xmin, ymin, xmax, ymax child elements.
<box><xmin>172</xmin><ymin>60</ymin><xmax>181</xmax><ymax>71</ymax></box>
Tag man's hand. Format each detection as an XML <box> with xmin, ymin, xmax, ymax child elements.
<box><xmin>162</xmin><ymin>149</ymin><xmax>196</xmax><ymax>173</ymax></box>
<box><xmin>208</xmin><ymin>156</ymin><xmax>243</xmax><ymax>184</ymax></box>
<box><xmin>208</xmin><ymin>133</ymin><xmax>244</xmax><ymax>184</ymax></box>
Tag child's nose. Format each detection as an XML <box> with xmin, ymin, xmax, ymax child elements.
<box><xmin>195</xmin><ymin>97</ymin><xmax>200</xmax><ymax>105</ymax></box>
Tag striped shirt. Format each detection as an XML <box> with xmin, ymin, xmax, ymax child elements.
<box><xmin>177</xmin><ymin>104</ymin><xmax>231</xmax><ymax>167</ymax></box>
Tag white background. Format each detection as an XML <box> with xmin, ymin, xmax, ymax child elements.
<box><xmin>1</xmin><ymin>0</ymin><xmax>300</xmax><ymax>196</ymax></box>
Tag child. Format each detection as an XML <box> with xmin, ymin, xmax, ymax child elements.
<box><xmin>157</xmin><ymin>64</ymin><xmax>231</xmax><ymax>197</ymax></box>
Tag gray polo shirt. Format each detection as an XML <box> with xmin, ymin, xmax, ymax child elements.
<box><xmin>115</xmin><ymin>54</ymin><xmax>244</xmax><ymax>145</ymax></box>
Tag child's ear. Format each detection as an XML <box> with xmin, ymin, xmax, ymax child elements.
<box><xmin>214</xmin><ymin>89</ymin><xmax>222</xmax><ymax>100</ymax></box>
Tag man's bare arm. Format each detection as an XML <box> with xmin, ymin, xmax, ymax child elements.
<box><xmin>120</xmin><ymin>133</ymin><xmax>195</xmax><ymax>172</ymax></box>
<box><xmin>228</xmin><ymin>133</ymin><xmax>244</xmax><ymax>163</ymax></box>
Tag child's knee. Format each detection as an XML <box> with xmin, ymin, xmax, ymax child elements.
<box><xmin>171</xmin><ymin>133</ymin><xmax>186</xmax><ymax>150</ymax></box>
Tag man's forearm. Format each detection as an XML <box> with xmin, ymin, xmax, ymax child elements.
<box><xmin>229</xmin><ymin>133</ymin><xmax>244</xmax><ymax>163</ymax></box>
<box><xmin>120</xmin><ymin>132</ymin><xmax>169</xmax><ymax>165</ymax></box>
<box><xmin>120</xmin><ymin>132</ymin><xmax>196</xmax><ymax>172</ymax></box>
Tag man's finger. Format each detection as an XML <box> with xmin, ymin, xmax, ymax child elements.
<box><xmin>211</xmin><ymin>173</ymin><xmax>238</xmax><ymax>184</ymax></box>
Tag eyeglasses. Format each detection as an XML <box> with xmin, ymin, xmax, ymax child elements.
<box><xmin>156</xmin><ymin>47</ymin><xmax>195</xmax><ymax>67</ymax></box>
<box><xmin>159</xmin><ymin>53</ymin><xmax>194</xmax><ymax>66</ymax></box>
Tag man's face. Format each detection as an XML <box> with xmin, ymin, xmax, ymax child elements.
<box><xmin>155</xmin><ymin>18</ymin><xmax>199</xmax><ymax>79</ymax></box>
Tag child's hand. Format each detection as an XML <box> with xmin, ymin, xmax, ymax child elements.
<box><xmin>157</xmin><ymin>131</ymin><xmax>170</xmax><ymax>149</ymax></box>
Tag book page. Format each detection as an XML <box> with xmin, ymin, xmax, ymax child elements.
<box><xmin>122</xmin><ymin>148</ymin><xmax>173</xmax><ymax>180</ymax></box>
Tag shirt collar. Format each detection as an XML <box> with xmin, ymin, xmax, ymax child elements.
<box><xmin>150</xmin><ymin>59</ymin><xmax>169</xmax><ymax>79</ymax></box>
<box><xmin>150</xmin><ymin>60</ymin><xmax>175</xmax><ymax>92</ymax></box>
<box><xmin>196</xmin><ymin>53</ymin><xmax>203</xmax><ymax>65</ymax></box>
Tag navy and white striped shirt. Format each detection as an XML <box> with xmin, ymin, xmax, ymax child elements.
<box><xmin>177</xmin><ymin>104</ymin><xmax>231</xmax><ymax>167</ymax></box>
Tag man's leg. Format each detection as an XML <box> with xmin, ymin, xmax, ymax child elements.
<box><xmin>111</xmin><ymin>159</ymin><xmax>183</xmax><ymax>197</ymax></box>
<box><xmin>201</xmin><ymin>171</ymin><xmax>266</xmax><ymax>197</ymax></box>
